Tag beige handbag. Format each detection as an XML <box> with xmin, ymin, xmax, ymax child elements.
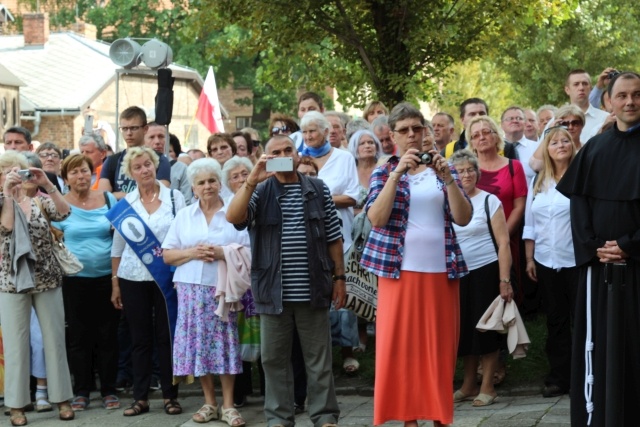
<box><xmin>34</xmin><ymin>198</ymin><xmax>83</xmax><ymax>275</ymax></box>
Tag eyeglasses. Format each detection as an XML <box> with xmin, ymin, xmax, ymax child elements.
<box><xmin>229</xmin><ymin>171</ymin><xmax>250</xmax><ymax>182</ymax></box>
<box><xmin>119</xmin><ymin>125</ymin><xmax>143</xmax><ymax>133</ymax></box>
<box><xmin>455</xmin><ymin>168</ymin><xmax>477</xmax><ymax>176</ymax></box>
<box><xmin>393</xmin><ymin>125</ymin><xmax>424</xmax><ymax>135</ymax></box>
<box><xmin>252</xmin><ymin>140</ymin><xmax>261</xmax><ymax>147</ymax></box>
<box><xmin>502</xmin><ymin>116</ymin><xmax>524</xmax><ymax>122</ymax></box>
<box><xmin>543</xmin><ymin>125</ymin><xmax>568</xmax><ymax>137</ymax></box>
<box><xmin>558</xmin><ymin>120</ymin><xmax>583</xmax><ymax>128</ymax></box>
<box><xmin>271</xmin><ymin>126</ymin><xmax>290</xmax><ymax>135</ymax></box>
<box><xmin>469</xmin><ymin>129</ymin><xmax>497</xmax><ymax>141</ymax></box>
<box><xmin>38</xmin><ymin>152</ymin><xmax>60</xmax><ymax>159</ymax></box>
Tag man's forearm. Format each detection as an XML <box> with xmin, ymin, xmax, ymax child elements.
<box><xmin>328</xmin><ymin>239</ymin><xmax>345</xmax><ymax>275</ymax></box>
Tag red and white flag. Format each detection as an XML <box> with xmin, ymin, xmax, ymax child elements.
<box><xmin>196</xmin><ymin>66</ymin><xmax>225</xmax><ymax>133</ymax></box>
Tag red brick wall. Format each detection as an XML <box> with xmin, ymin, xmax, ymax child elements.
<box><xmin>23</xmin><ymin>13</ymin><xmax>49</xmax><ymax>46</ymax></box>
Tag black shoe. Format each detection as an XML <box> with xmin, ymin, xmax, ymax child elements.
<box><xmin>115</xmin><ymin>379</ymin><xmax>132</xmax><ymax>392</ymax></box>
<box><xmin>233</xmin><ymin>396</ymin><xmax>246</xmax><ymax>408</ymax></box>
<box><xmin>542</xmin><ymin>384</ymin><xmax>567</xmax><ymax>398</ymax></box>
<box><xmin>294</xmin><ymin>403</ymin><xmax>305</xmax><ymax>414</ymax></box>
<box><xmin>149</xmin><ymin>376</ymin><xmax>161</xmax><ymax>391</ymax></box>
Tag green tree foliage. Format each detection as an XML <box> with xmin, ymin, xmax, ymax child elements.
<box><xmin>499</xmin><ymin>0</ymin><xmax>640</xmax><ymax>108</ymax></box>
<box><xmin>191</xmin><ymin>0</ymin><xmax>573</xmax><ymax>108</ymax></box>
<box><xmin>431</xmin><ymin>59</ymin><xmax>531</xmax><ymax>129</ymax></box>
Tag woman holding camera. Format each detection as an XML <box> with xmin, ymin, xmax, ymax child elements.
<box><xmin>362</xmin><ymin>103</ymin><xmax>472</xmax><ymax>427</ymax></box>
<box><xmin>0</xmin><ymin>151</ymin><xmax>74</xmax><ymax>425</ymax></box>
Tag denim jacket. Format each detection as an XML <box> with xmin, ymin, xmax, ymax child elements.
<box><xmin>238</xmin><ymin>174</ymin><xmax>336</xmax><ymax>314</ymax></box>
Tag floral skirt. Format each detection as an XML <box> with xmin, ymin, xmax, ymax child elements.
<box><xmin>172</xmin><ymin>282</ymin><xmax>242</xmax><ymax>376</ymax></box>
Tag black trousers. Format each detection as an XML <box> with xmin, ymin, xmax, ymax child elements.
<box><xmin>118</xmin><ymin>279</ymin><xmax>178</xmax><ymax>401</ymax></box>
<box><xmin>63</xmin><ymin>275</ymin><xmax>120</xmax><ymax>397</ymax></box>
<box><xmin>536</xmin><ymin>262</ymin><xmax>579</xmax><ymax>390</ymax></box>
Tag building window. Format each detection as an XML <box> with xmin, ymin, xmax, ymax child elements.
<box><xmin>236</xmin><ymin>116</ymin><xmax>252</xmax><ymax>130</ymax></box>
<box><xmin>12</xmin><ymin>97</ymin><xmax>17</xmax><ymax>126</ymax></box>
<box><xmin>1</xmin><ymin>97</ymin><xmax>6</xmax><ymax>127</ymax></box>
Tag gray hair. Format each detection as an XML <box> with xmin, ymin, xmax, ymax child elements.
<box><xmin>300</xmin><ymin>111</ymin><xmax>330</xmax><ymax>133</ymax></box>
<box><xmin>348</xmin><ymin>129</ymin><xmax>382</xmax><ymax>161</ymax></box>
<box><xmin>449</xmin><ymin>149</ymin><xmax>480</xmax><ymax>179</ymax></box>
<box><xmin>122</xmin><ymin>146</ymin><xmax>159</xmax><ymax>179</ymax></box>
<box><xmin>371</xmin><ymin>115</ymin><xmax>389</xmax><ymax>133</ymax></box>
<box><xmin>324</xmin><ymin>111</ymin><xmax>347</xmax><ymax>128</ymax></box>
<box><xmin>79</xmin><ymin>133</ymin><xmax>108</xmax><ymax>152</ymax></box>
<box><xmin>346</xmin><ymin>117</ymin><xmax>372</xmax><ymax>141</ymax></box>
<box><xmin>536</xmin><ymin>104</ymin><xmax>558</xmax><ymax>117</ymax></box>
<box><xmin>22</xmin><ymin>151</ymin><xmax>43</xmax><ymax>168</ymax></box>
<box><xmin>187</xmin><ymin>158</ymin><xmax>222</xmax><ymax>187</ymax></box>
<box><xmin>221</xmin><ymin>155</ymin><xmax>254</xmax><ymax>187</ymax></box>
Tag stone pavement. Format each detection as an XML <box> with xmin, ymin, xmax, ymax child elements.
<box><xmin>4</xmin><ymin>392</ymin><xmax>570</xmax><ymax>426</ymax></box>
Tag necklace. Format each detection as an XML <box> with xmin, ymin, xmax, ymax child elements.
<box><xmin>141</xmin><ymin>192</ymin><xmax>157</xmax><ymax>203</ymax></box>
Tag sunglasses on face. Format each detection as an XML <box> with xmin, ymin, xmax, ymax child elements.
<box><xmin>271</xmin><ymin>126</ymin><xmax>290</xmax><ymax>135</ymax></box>
<box><xmin>558</xmin><ymin>120</ymin><xmax>583</xmax><ymax>128</ymax></box>
<box><xmin>393</xmin><ymin>125</ymin><xmax>424</xmax><ymax>135</ymax></box>
<box><xmin>252</xmin><ymin>140</ymin><xmax>261</xmax><ymax>147</ymax></box>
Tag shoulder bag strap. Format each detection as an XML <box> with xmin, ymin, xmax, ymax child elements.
<box><xmin>484</xmin><ymin>194</ymin><xmax>499</xmax><ymax>254</ymax></box>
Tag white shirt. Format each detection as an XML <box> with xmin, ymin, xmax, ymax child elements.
<box><xmin>453</xmin><ymin>191</ymin><xmax>501</xmax><ymax>271</ymax></box>
<box><xmin>112</xmin><ymin>182</ymin><xmax>186</xmax><ymax>281</ymax></box>
<box><xmin>401</xmin><ymin>168</ymin><xmax>446</xmax><ymax>272</ymax></box>
<box><xmin>162</xmin><ymin>200</ymin><xmax>250</xmax><ymax>286</ymax></box>
<box><xmin>522</xmin><ymin>178</ymin><xmax>575</xmax><ymax>269</ymax></box>
<box><xmin>580</xmin><ymin>104</ymin><xmax>609</xmax><ymax>144</ymax></box>
<box><xmin>318</xmin><ymin>148</ymin><xmax>360</xmax><ymax>252</ymax></box>
<box><xmin>512</xmin><ymin>136</ymin><xmax>539</xmax><ymax>183</ymax></box>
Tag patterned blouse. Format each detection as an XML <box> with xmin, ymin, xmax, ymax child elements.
<box><xmin>359</xmin><ymin>157</ymin><xmax>469</xmax><ymax>279</ymax></box>
<box><xmin>0</xmin><ymin>195</ymin><xmax>70</xmax><ymax>293</ymax></box>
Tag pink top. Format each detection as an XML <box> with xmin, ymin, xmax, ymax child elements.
<box><xmin>477</xmin><ymin>159</ymin><xmax>528</xmax><ymax>220</ymax></box>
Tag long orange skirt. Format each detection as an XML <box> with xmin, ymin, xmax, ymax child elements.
<box><xmin>373</xmin><ymin>271</ymin><xmax>459</xmax><ymax>425</ymax></box>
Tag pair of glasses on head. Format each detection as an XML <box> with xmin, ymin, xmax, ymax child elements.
<box><xmin>271</xmin><ymin>126</ymin><xmax>290</xmax><ymax>135</ymax></box>
<box><xmin>557</xmin><ymin>120</ymin><xmax>582</xmax><ymax>128</ymax></box>
<box><xmin>543</xmin><ymin>125</ymin><xmax>569</xmax><ymax>137</ymax></box>
<box><xmin>469</xmin><ymin>129</ymin><xmax>497</xmax><ymax>141</ymax></box>
<box><xmin>39</xmin><ymin>152</ymin><xmax>60</xmax><ymax>159</ymax></box>
<box><xmin>119</xmin><ymin>125</ymin><xmax>143</xmax><ymax>133</ymax></box>
<box><xmin>393</xmin><ymin>125</ymin><xmax>424</xmax><ymax>135</ymax></box>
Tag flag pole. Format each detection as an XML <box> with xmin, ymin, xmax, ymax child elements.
<box><xmin>185</xmin><ymin>108</ymin><xmax>198</xmax><ymax>147</ymax></box>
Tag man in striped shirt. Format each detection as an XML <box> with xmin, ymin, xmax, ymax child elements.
<box><xmin>227</xmin><ymin>135</ymin><xmax>346</xmax><ymax>427</ymax></box>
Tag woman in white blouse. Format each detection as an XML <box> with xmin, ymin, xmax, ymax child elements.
<box><xmin>163</xmin><ymin>158</ymin><xmax>250</xmax><ymax>426</ymax></box>
<box><xmin>110</xmin><ymin>147</ymin><xmax>186</xmax><ymax>417</ymax></box>
<box><xmin>450</xmin><ymin>150</ymin><xmax>513</xmax><ymax>408</ymax></box>
<box><xmin>523</xmin><ymin>127</ymin><xmax>577</xmax><ymax>399</ymax></box>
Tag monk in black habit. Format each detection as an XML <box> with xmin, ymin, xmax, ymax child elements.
<box><xmin>557</xmin><ymin>71</ymin><xmax>640</xmax><ymax>426</ymax></box>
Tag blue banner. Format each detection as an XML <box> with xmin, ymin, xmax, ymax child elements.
<box><xmin>106</xmin><ymin>198</ymin><xmax>177</xmax><ymax>342</ymax></box>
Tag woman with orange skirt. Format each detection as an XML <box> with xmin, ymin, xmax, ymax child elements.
<box><xmin>361</xmin><ymin>103</ymin><xmax>472</xmax><ymax>427</ymax></box>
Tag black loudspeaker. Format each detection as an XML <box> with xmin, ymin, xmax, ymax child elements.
<box><xmin>155</xmin><ymin>68</ymin><xmax>174</xmax><ymax>126</ymax></box>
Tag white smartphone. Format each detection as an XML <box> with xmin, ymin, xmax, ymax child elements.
<box><xmin>266</xmin><ymin>157</ymin><xmax>294</xmax><ymax>172</ymax></box>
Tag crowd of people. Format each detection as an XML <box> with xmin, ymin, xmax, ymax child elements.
<box><xmin>0</xmin><ymin>67</ymin><xmax>639</xmax><ymax>427</ymax></box>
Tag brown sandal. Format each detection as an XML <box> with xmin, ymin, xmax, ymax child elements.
<box><xmin>164</xmin><ymin>399</ymin><xmax>182</xmax><ymax>415</ymax></box>
<box><xmin>9</xmin><ymin>409</ymin><xmax>27</xmax><ymax>426</ymax></box>
<box><xmin>58</xmin><ymin>402</ymin><xmax>75</xmax><ymax>421</ymax></box>
<box><xmin>123</xmin><ymin>401</ymin><xmax>149</xmax><ymax>417</ymax></box>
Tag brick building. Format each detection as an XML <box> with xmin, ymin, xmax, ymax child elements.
<box><xmin>0</xmin><ymin>12</ymin><xmax>215</xmax><ymax>152</ymax></box>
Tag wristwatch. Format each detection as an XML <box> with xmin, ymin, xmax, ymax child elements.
<box><xmin>332</xmin><ymin>274</ymin><xmax>347</xmax><ymax>281</ymax></box>
<box><xmin>500</xmin><ymin>278</ymin><xmax>511</xmax><ymax>284</ymax></box>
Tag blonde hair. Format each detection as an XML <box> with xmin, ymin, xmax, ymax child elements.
<box><xmin>466</xmin><ymin>116</ymin><xmax>504</xmax><ymax>153</ymax></box>
<box><xmin>121</xmin><ymin>146</ymin><xmax>159</xmax><ymax>179</ymax></box>
<box><xmin>0</xmin><ymin>151</ymin><xmax>29</xmax><ymax>171</ymax></box>
<box><xmin>533</xmin><ymin>127</ymin><xmax>576</xmax><ymax>196</ymax></box>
